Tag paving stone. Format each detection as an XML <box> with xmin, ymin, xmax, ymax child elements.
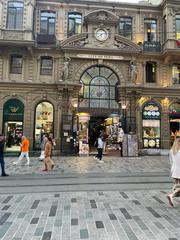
<box><xmin>80</xmin><ymin>229</ymin><xmax>89</xmax><ymax>239</ymax></box>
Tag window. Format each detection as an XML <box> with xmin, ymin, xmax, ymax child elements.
<box><xmin>144</xmin><ymin>19</ymin><xmax>157</xmax><ymax>42</ymax></box>
<box><xmin>176</xmin><ymin>15</ymin><xmax>180</xmax><ymax>40</ymax></box>
<box><xmin>7</xmin><ymin>2</ymin><xmax>23</xmax><ymax>29</ymax></box>
<box><xmin>10</xmin><ymin>55</ymin><xmax>22</xmax><ymax>74</ymax></box>
<box><xmin>80</xmin><ymin>66</ymin><xmax>119</xmax><ymax>109</ymax></box>
<box><xmin>172</xmin><ymin>65</ymin><xmax>180</xmax><ymax>84</ymax></box>
<box><xmin>146</xmin><ymin>62</ymin><xmax>156</xmax><ymax>83</ymax></box>
<box><xmin>119</xmin><ymin>17</ymin><xmax>132</xmax><ymax>40</ymax></box>
<box><xmin>40</xmin><ymin>11</ymin><xmax>56</xmax><ymax>35</ymax></box>
<box><xmin>40</xmin><ymin>57</ymin><xmax>53</xmax><ymax>75</ymax></box>
<box><xmin>68</xmin><ymin>13</ymin><xmax>82</xmax><ymax>37</ymax></box>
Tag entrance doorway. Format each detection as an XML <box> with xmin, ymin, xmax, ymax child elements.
<box><xmin>4</xmin><ymin>121</ymin><xmax>23</xmax><ymax>151</ymax></box>
<box><xmin>169</xmin><ymin>102</ymin><xmax>180</xmax><ymax>145</ymax></box>
<box><xmin>3</xmin><ymin>99</ymin><xmax>24</xmax><ymax>152</ymax></box>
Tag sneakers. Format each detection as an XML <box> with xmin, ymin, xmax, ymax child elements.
<box><xmin>51</xmin><ymin>164</ymin><xmax>54</xmax><ymax>170</ymax></box>
<box><xmin>167</xmin><ymin>194</ymin><xmax>174</xmax><ymax>207</ymax></box>
<box><xmin>99</xmin><ymin>160</ymin><xmax>104</xmax><ymax>163</ymax></box>
<box><xmin>25</xmin><ymin>162</ymin><xmax>30</xmax><ymax>166</ymax></box>
<box><xmin>94</xmin><ymin>156</ymin><xmax>98</xmax><ymax>160</ymax></box>
<box><xmin>13</xmin><ymin>161</ymin><xmax>18</xmax><ymax>165</ymax></box>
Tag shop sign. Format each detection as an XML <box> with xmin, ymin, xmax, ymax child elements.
<box><xmin>142</xmin><ymin>102</ymin><xmax>161</xmax><ymax>119</ymax></box>
<box><xmin>76</xmin><ymin>54</ymin><xmax>124</xmax><ymax>60</ymax></box>
<box><xmin>3</xmin><ymin>99</ymin><xmax>24</xmax><ymax>121</ymax></box>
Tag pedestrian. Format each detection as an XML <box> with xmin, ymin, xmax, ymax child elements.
<box><xmin>167</xmin><ymin>138</ymin><xmax>180</xmax><ymax>207</ymax></box>
<box><xmin>0</xmin><ymin>134</ymin><xmax>9</xmax><ymax>177</ymax></box>
<box><xmin>94</xmin><ymin>134</ymin><xmax>104</xmax><ymax>163</ymax></box>
<box><xmin>13</xmin><ymin>135</ymin><xmax>30</xmax><ymax>166</ymax></box>
<box><xmin>117</xmin><ymin>126</ymin><xmax>124</xmax><ymax>157</ymax></box>
<box><xmin>39</xmin><ymin>134</ymin><xmax>46</xmax><ymax>161</ymax></box>
<box><xmin>42</xmin><ymin>136</ymin><xmax>55</xmax><ymax>171</ymax></box>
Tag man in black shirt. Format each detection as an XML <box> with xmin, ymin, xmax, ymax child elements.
<box><xmin>0</xmin><ymin>134</ymin><xmax>8</xmax><ymax>177</ymax></box>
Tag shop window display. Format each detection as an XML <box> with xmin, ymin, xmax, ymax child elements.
<box><xmin>142</xmin><ymin>101</ymin><xmax>161</xmax><ymax>148</ymax></box>
<box><xmin>34</xmin><ymin>102</ymin><xmax>54</xmax><ymax>149</ymax></box>
<box><xmin>169</xmin><ymin>102</ymin><xmax>180</xmax><ymax>145</ymax></box>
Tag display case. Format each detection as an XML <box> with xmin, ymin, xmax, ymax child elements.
<box><xmin>142</xmin><ymin>101</ymin><xmax>161</xmax><ymax>148</ymax></box>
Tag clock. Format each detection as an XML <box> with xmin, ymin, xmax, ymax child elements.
<box><xmin>95</xmin><ymin>28</ymin><xmax>109</xmax><ymax>41</ymax></box>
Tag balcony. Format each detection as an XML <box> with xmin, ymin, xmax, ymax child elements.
<box><xmin>0</xmin><ymin>29</ymin><xmax>34</xmax><ymax>46</ymax></box>
<box><xmin>36</xmin><ymin>34</ymin><xmax>56</xmax><ymax>45</ymax></box>
<box><xmin>142</xmin><ymin>41</ymin><xmax>161</xmax><ymax>52</ymax></box>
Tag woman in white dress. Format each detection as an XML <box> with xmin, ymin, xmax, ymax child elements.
<box><xmin>167</xmin><ymin>138</ymin><xmax>180</xmax><ymax>206</ymax></box>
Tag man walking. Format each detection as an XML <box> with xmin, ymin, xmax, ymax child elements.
<box><xmin>13</xmin><ymin>135</ymin><xmax>30</xmax><ymax>166</ymax></box>
<box><xmin>0</xmin><ymin>134</ymin><xmax>8</xmax><ymax>176</ymax></box>
<box><xmin>94</xmin><ymin>134</ymin><xmax>104</xmax><ymax>163</ymax></box>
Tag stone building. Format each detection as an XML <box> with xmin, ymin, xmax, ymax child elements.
<box><xmin>0</xmin><ymin>0</ymin><xmax>180</xmax><ymax>155</ymax></box>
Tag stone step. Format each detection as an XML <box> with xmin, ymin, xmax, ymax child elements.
<box><xmin>0</xmin><ymin>173</ymin><xmax>172</xmax><ymax>194</ymax></box>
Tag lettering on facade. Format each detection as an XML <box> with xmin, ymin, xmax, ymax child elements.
<box><xmin>76</xmin><ymin>54</ymin><xmax>124</xmax><ymax>60</ymax></box>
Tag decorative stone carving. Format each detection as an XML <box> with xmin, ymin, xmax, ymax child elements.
<box><xmin>168</xmin><ymin>8</ymin><xmax>175</xmax><ymax>16</ymax></box>
<box><xmin>84</xmin><ymin>9</ymin><xmax>118</xmax><ymax>25</ymax></box>
<box><xmin>130</xmin><ymin>61</ymin><xmax>137</xmax><ymax>82</ymax></box>
<box><xmin>60</xmin><ymin>57</ymin><xmax>71</xmax><ymax>81</ymax></box>
<box><xmin>114</xmin><ymin>35</ymin><xmax>142</xmax><ymax>53</ymax></box>
<box><xmin>60</xmin><ymin>33</ymin><xmax>88</xmax><ymax>49</ymax></box>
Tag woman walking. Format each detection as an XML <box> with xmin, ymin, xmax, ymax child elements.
<box><xmin>167</xmin><ymin>138</ymin><xmax>180</xmax><ymax>206</ymax></box>
<box><xmin>42</xmin><ymin>136</ymin><xmax>54</xmax><ymax>171</ymax></box>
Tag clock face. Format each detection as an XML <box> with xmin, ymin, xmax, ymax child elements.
<box><xmin>95</xmin><ymin>29</ymin><xmax>109</xmax><ymax>41</ymax></box>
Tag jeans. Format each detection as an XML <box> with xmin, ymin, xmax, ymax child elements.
<box><xmin>96</xmin><ymin>148</ymin><xmax>103</xmax><ymax>160</ymax></box>
<box><xmin>0</xmin><ymin>155</ymin><xmax>5</xmax><ymax>174</ymax></box>
<box><xmin>17</xmin><ymin>152</ymin><xmax>30</xmax><ymax>164</ymax></box>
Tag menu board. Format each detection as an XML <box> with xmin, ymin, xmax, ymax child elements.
<box><xmin>142</xmin><ymin>102</ymin><xmax>161</xmax><ymax>148</ymax></box>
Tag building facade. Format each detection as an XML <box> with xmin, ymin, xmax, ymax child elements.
<box><xmin>0</xmin><ymin>0</ymin><xmax>180</xmax><ymax>154</ymax></box>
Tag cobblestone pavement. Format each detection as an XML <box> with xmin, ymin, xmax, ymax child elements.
<box><xmin>0</xmin><ymin>190</ymin><xmax>180</xmax><ymax>240</ymax></box>
<box><xmin>4</xmin><ymin>155</ymin><xmax>170</xmax><ymax>175</ymax></box>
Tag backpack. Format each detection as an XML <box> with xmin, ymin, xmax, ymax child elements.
<box><xmin>94</xmin><ymin>140</ymin><xmax>98</xmax><ymax>148</ymax></box>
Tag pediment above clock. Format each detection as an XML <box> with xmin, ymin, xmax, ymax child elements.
<box><xmin>60</xmin><ymin>33</ymin><xmax>88</xmax><ymax>49</ymax></box>
<box><xmin>114</xmin><ymin>35</ymin><xmax>142</xmax><ymax>53</ymax></box>
<box><xmin>84</xmin><ymin>9</ymin><xmax>119</xmax><ymax>25</ymax></box>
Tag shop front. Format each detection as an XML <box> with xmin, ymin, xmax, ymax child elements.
<box><xmin>77</xmin><ymin>65</ymin><xmax>122</xmax><ymax>155</ymax></box>
<box><xmin>169</xmin><ymin>102</ymin><xmax>180</xmax><ymax>145</ymax></box>
<box><xmin>142</xmin><ymin>101</ymin><xmax>161</xmax><ymax>149</ymax></box>
<box><xmin>3</xmin><ymin>99</ymin><xmax>24</xmax><ymax>152</ymax></box>
<box><xmin>34</xmin><ymin>101</ymin><xmax>54</xmax><ymax>149</ymax></box>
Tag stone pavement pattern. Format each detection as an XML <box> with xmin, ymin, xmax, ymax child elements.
<box><xmin>0</xmin><ymin>190</ymin><xmax>180</xmax><ymax>240</ymax></box>
<box><xmin>4</xmin><ymin>155</ymin><xmax>170</xmax><ymax>175</ymax></box>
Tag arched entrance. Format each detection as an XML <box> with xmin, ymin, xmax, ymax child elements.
<box><xmin>169</xmin><ymin>102</ymin><xmax>180</xmax><ymax>145</ymax></box>
<box><xmin>78</xmin><ymin>65</ymin><xmax>120</xmax><ymax>155</ymax></box>
<box><xmin>3</xmin><ymin>99</ymin><xmax>24</xmax><ymax>152</ymax></box>
<box><xmin>34</xmin><ymin>101</ymin><xmax>54</xmax><ymax>149</ymax></box>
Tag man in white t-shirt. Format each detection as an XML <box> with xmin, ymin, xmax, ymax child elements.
<box><xmin>94</xmin><ymin>134</ymin><xmax>104</xmax><ymax>163</ymax></box>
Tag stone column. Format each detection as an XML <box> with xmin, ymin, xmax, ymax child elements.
<box><xmin>166</xmin><ymin>8</ymin><xmax>175</xmax><ymax>39</ymax></box>
<box><xmin>23</xmin><ymin>93</ymin><xmax>34</xmax><ymax>150</ymax></box>
<box><xmin>0</xmin><ymin>1</ymin><xmax>3</xmax><ymax>29</ymax></box>
<box><xmin>55</xmin><ymin>96</ymin><xmax>63</xmax><ymax>154</ymax></box>
<box><xmin>57</xmin><ymin>6</ymin><xmax>65</xmax><ymax>40</ymax></box>
<box><xmin>161</xmin><ymin>100</ymin><xmax>171</xmax><ymax>149</ymax></box>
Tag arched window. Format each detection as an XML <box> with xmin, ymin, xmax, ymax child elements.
<box><xmin>68</xmin><ymin>12</ymin><xmax>82</xmax><ymax>37</ymax></box>
<box><xmin>34</xmin><ymin>101</ymin><xmax>54</xmax><ymax>149</ymax></box>
<box><xmin>7</xmin><ymin>1</ymin><xmax>24</xmax><ymax>29</ymax></box>
<box><xmin>80</xmin><ymin>66</ymin><xmax>119</xmax><ymax>109</ymax></box>
<box><xmin>40</xmin><ymin>11</ymin><xmax>56</xmax><ymax>35</ymax></box>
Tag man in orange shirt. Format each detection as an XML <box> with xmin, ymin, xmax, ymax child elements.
<box><xmin>13</xmin><ymin>136</ymin><xmax>30</xmax><ymax>166</ymax></box>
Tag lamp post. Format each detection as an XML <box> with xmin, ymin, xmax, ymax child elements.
<box><xmin>121</xmin><ymin>103</ymin><xmax>127</xmax><ymax>134</ymax></box>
